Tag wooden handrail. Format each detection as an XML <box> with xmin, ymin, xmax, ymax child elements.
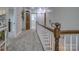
<box><xmin>37</xmin><ymin>22</ymin><xmax>79</xmax><ymax>34</ymax></box>
<box><xmin>61</xmin><ymin>30</ymin><xmax>79</xmax><ymax>34</ymax></box>
<box><xmin>37</xmin><ymin>22</ymin><xmax>53</xmax><ymax>32</ymax></box>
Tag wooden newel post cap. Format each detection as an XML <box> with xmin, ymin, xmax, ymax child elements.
<box><xmin>55</xmin><ymin>23</ymin><xmax>61</xmax><ymax>28</ymax></box>
<box><xmin>54</xmin><ymin>23</ymin><xmax>61</xmax><ymax>39</ymax></box>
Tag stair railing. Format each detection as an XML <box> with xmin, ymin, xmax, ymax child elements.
<box><xmin>0</xmin><ymin>26</ymin><xmax>8</xmax><ymax>51</ymax></box>
<box><xmin>37</xmin><ymin>22</ymin><xmax>79</xmax><ymax>51</ymax></box>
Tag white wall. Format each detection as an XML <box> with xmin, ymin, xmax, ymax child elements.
<box><xmin>8</xmin><ymin>8</ymin><xmax>17</xmax><ymax>38</ymax></box>
<box><xmin>46</xmin><ymin>7</ymin><xmax>79</xmax><ymax>30</ymax></box>
<box><xmin>8</xmin><ymin>7</ymin><xmax>23</xmax><ymax>38</ymax></box>
<box><xmin>36</xmin><ymin>13</ymin><xmax>44</xmax><ymax>25</ymax></box>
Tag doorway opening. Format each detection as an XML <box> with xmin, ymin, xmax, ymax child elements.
<box><xmin>30</xmin><ymin>13</ymin><xmax>37</xmax><ymax>30</ymax></box>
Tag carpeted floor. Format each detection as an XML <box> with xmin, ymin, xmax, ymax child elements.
<box><xmin>7</xmin><ymin>30</ymin><xmax>43</xmax><ymax>51</ymax></box>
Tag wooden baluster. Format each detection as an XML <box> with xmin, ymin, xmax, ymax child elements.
<box><xmin>64</xmin><ymin>35</ymin><xmax>66</xmax><ymax>51</ymax></box>
<box><xmin>53</xmin><ymin>23</ymin><xmax>61</xmax><ymax>51</ymax></box>
<box><xmin>76</xmin><ymin>35</ymin><xmax>78</xmax><ymax>51</ymax></box>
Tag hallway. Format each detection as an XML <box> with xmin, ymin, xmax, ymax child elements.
<box><xmin>1</xmin><ymin>7</ymin><xmax>79</xmax><ymax>51</ymax></box>
<box><xmin>8</xmin><ymin>30</ymin><xmax>44</xmax><ymax>51</ymax></box>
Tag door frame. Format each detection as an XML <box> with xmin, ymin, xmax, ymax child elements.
<box><xmin>26</xmin><ymin>11</ymin><xmax>30</xmax><ymax>30</ymax></box>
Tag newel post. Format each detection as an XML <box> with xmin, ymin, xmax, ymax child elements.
<box><xmin>53</xmin><ymin>23</ymin><xmax>61</xmax><ymax>51</ymax></box>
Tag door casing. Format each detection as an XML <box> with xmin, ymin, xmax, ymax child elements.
<box><xmin>26</xmin><ymin>11</ymin><xmax>30</xmax><ymax>30</ymax></box>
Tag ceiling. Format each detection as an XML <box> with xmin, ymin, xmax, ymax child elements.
<box><xmin>24</xmin><ymin>7</ymin><xmax>52</xmax><ymax>13</ymax></box>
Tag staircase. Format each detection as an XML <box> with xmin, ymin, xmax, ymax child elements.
<box><xmin>37</xmin><ymin>24</ymin><xmax>52</xmax><ymax>51</ymax></box>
